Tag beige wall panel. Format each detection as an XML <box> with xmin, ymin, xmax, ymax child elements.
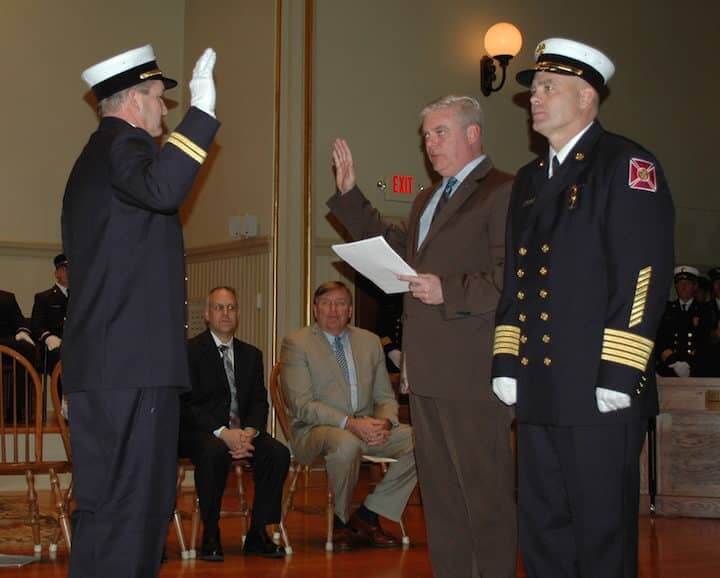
<box><xmin>182</xmin><ymin>0</ymin><xmax>276</xmax><ymax>248</ymax></box>
<box><xmin>312</xmin><ymin>0</ymin><xmax>718</xmax><ymax>266</ymax></box>
<box><xmin>186</xmin><ymin>244</ymin><xmax>270</xmax><ymax>352</ymax></box>
<box><xmin>0</xmin><ymin>0</ymin><xmax>184</xmax><ymax>306</ymax></box>
<box><xmin>0</xmin><ymin>0</ymin><xmax>185</xmax><ymax>246</ymax></box>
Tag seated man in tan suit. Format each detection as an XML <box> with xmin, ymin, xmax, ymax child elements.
<box><xmin>280</xmin><ymin>281</ymin><xmax>417</xmax><ymax>550</ymax></box>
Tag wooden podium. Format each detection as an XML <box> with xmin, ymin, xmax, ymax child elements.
<box><xmin>641</xmin><ymin>377</ymin><xmax>720</xmax><ymax>518</ymax></box>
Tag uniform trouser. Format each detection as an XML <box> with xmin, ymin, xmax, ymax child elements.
<box><xmin>67</xmin><ymin>387</ymin><xmax>179</xmax><ymax>578</ymax></box>
<box><xmin>410</xmin><ymin>394</ymin><xmax>517</xmax><ymax>578</ymax></box>
<box><xmin>517</xmin><ymin>421</ymin><xmax>646</xmax><ymax>578</ymax></box>
<box><xmin>178</xmin><ymin>430</ymin><xmax>290</xmax><ymax>535</ymax></box>
<box><xmin>293</xmin><ymin>423</ymin><xmax>417</xmax><ymax>523</ymax></box>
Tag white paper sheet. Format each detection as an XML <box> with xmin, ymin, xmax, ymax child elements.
<box><xmin>331</xmin><ymin>236</ymin><xmax>416</xmax><ymax>294</ymax></box>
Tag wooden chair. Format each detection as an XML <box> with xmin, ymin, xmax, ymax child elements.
<box><xmin>0</xmin><ymin>346</ymin><xmax>72</xmax><ymax>556</ymax></box>
<box><xmin>172</xmin><ymin>458</ymin><xmax>253</xmax><ymax>559</ymax></box>
<box><xmin>172</xmin><ymin>433</ymin><xmax>291</xmax><ymax>557</ymax></box>
<box><xmin>48</xmin><ymin>361</ymin><xmax>73</xmax><ymax>554</ymax></box>
<box><xmin>269</xmin><ymin>363</ymin><xmax>409</xmax><ymax>552</ymax></box>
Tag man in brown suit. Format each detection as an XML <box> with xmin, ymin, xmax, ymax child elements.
<box><xmin>329</xmin><ymin>95</ymin><xmax>515</xmax><ymax>578</ymax></box>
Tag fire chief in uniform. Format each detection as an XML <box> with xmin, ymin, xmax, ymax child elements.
<box><xmin>491</xmin><ymin>39</ymin><xmax>674</xmax><ymax>578</ymax></box>
<box><xmin>62</xmin><ymin>45</ymin><xmax>219</xmax><ymax>578</ymax></box>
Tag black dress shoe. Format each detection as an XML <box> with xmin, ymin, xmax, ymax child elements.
<box><xmin>199</xmin><ymin>530</ymin><xmax>224</xmax><ymax>562</ymax></box>
<box><xmin>243</xmin><ymin>530</ymin><xmax>285</xmax><ymax>558</ymax></box>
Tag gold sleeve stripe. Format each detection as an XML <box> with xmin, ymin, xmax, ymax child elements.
<box><xmin>494</xmin><ymin>325</ymin><xmax>521</xmax><ymax>356</ymax></box>
<box><xmin>628</xmin><ymin>266</ymin><xmax>652</xmax><ymax>328</ymax></box>
<box><xmin>167</xmin><ymin>132</ymin><xmax>207</xmax><ymax>163</ymax></box>
<box><xmin>601</xmin><ymin>328</ymin><xmax>654</xmax><ymax>371</ymax></box>
<box><xmin>169</xmin><ymin>132</ymin><xmax>207</xmax><ymax>158</ymax></box>
<box><xmin>167</xmin><ymin>135</ymin><xmax>204</xmax><ymax>164</ymax></box>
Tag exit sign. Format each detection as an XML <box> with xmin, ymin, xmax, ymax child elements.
<box><xmin>392</xmin><ymin>175</ymin><xmax>414</xmax><ymax>194</ymax></box>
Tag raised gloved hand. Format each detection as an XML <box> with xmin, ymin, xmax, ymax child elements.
<box><xmin>190</xmin><ymin>48</ymin><xmax>217</xmax><ymax>117</ymax></box>
<box><xmin>595</xmin><ymin>387</ymin><xmax>631</xmax><ymax>413</ymax></box>
<box><xmin>45</xmin><ymin>335</ymin><xmax>62</xmax><ymax>351</ymax></box>
<box><xmin>15</xmin><ymin>331</ymin><xmax>34</xmax><ymax>346</ymax></box>
<box><xmin>492</xmin><ymin>376</ymin><xmax>517</xmax><ymax>405</ymax></box>
<box><xmin>668</xmin><ymin>360</ymin><xmax>691</xmax><ymax>378</ymax></box>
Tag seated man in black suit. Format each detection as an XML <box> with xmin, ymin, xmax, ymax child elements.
<box><xmin>31</xmin><ymin>253</ymin><xmax>69</xmax><ymax>375</ymax></box>
<box><xmin>180</xmin><ymin>286</ymin><xmax>290</xmax><ymax>561</ymax></box>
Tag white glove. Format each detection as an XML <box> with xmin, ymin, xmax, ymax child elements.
<box><xmin>15</xmin><ymin>331</ymin><xmax>35</xmax><ymax>346</ymax></box>
<box><xmin>668</xmin><ymin>360</ymin><xmax>691</xmax><ymax>378</ymax></box>
<box><xmin>595</xmin><ymin>387</ymin><xmax>631</xmax><ymax>413</ymax></box>
<box><xmin>387</xmin><ymin>349</ymin><xmax>402</xmax><ymax>370</ymax></box>
<box><xmin>190</xmin><ymin>48</ymin><xmax>217</xmax><ymax>117</ymax></box>
<box><xmin>399</xmin><ymin>356</ymin><xmax>409</xmax><ymax>394</ymax></box>
<box><xmin>492</xmin><ymin>377</ymin><xmax>517</xmax><ymax>405</ymax></box>
<box><xmin>45</xmin><ymin>335</ymin><xmax>62</xmax><ymax>351</ymax></box>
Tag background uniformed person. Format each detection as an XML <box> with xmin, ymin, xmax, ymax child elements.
<box><xmin>31</xmin><ymin>253</ymin><xmax>69</xmax><ymax>376</ymax></box>
<box><xmin>695</xmin><ymin>275</ymin><xmax>712</xmax><ymax>304</ymax></box>
<box><xmin>62</xmin><ymin>45</ymin><xmax>219</xmax><ymax>578</ymax></box>
<box><xmin>656</xmin><ymin>266</ymin><xmax>715</xmax><ymax>377</ymax></box>
<box><xmin>376</xmin><ymin>292</ymin><xmax>403</xmax><ymax>375</ymax></box>
<box><xmin>708</xmin><ymin>267</ymin><xmax>720</xmax><ymax>376</ymax></box>
<box><xmin>491</xmin><ymin>38</ymin><xmax>674</xmax><ymax>578</ymax></box>
<box><xmin>0</xmin><ymin>289</ymin><xmax>35</xmax><ymax>420</ymax></box>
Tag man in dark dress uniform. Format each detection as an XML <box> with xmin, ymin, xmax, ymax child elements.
<box><xmin>180</xmin><ymin>287</ymin><xmax>289</xmax><ymax>561</ymax></box>
<box><xmin>708</xmin><ymin>267</ymin><xmax>720</xmax><ymax>376</ymax></box>
<box><xmin>61</xmin><ymin>44</ymin><xmax>220</xmax><ymax>578</ymax></box>
<box><xmin>31</xmin><ymin>253</ymin><xmax>69</xmax><ymax>375</ymax></box>
<box><xmin>0</xmin><ymin>290</ymin><xmax>34</xmax><ymax>354</ymax></box>
<box><xmin>656</xmin><ymin>266</ymin><xmax>715</xmax><ymax>377</ymax></box>
<box><xmin>491</xmin><ymin>38</ymin><xmax>674</xmax><ymax>578</ymax></box>
<box><xmin>0</xmin><ymin>290</ymin><xmax>35</xmax><ymax>420</ymax></box>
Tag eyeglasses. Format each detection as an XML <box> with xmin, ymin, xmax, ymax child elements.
<box><xmin>209</xmin><ymin>303</ymin><xmax>237</xmax><ymax>313</ymax></box>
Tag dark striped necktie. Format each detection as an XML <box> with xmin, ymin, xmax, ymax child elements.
<box><xmin>432</xmin><ymin>176</ymin><xmax>458</xmax><ymax>223</ymax></box>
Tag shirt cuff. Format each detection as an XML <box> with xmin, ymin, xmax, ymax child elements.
<box><xmin>213</xmin><ymin>425</ymin><xmax>226</xmax><ymax>438</ymax></box>
<box><xmin>340</xmin><ymin>416</ymin><xmax>349</xmax><ymax>429</ymax></box>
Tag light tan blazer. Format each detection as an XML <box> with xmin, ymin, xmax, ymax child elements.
<box><xmin>279</xmin><ymin>324</ymin><xmax>398</xmax><ymax>445</ymax></box>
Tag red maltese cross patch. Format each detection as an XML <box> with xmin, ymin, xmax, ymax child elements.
<box><xmin>628</xmin><ymin>158</ymin><xmax>657</xmax><ymax>192</ymax></box>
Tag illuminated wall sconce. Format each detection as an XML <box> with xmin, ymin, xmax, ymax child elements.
<box><xmin>480</xmin><ymin>22</ymin><xmax>523</xmax><ymax>96</ymax></box>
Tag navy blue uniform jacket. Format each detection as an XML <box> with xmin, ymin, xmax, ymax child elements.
<box><xmin>61</xmin><ymin>107</ymin><xmax>219</xmax><ymax>393</ymax></box>
<box><xmin>492</xmin><ymin>123</ymin><xmax>674</xmax><ymax>425</ymax></box>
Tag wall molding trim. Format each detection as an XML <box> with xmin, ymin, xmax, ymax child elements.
<box><xmin>0</xmin><ymin>240</ymin><xmax>62</xmax><ymax>259</ymax></box>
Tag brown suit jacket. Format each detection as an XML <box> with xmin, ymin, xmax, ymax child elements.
<box><xmin>328</xmin><ymin>157</ymin><xmax>512</xmax><ymax>401</ymax></box>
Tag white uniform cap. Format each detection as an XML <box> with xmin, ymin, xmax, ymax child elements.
<box><xmin>674</xmin><ymin>265</ymin><xmax>700</xmax><ymax>280</ymax></box>
<box><xmin>81</xmin><ymin>44</ymin><xmax>177</xmax><ymax>101</ymax></box>
<box><xmin>517</xmin><ymin>38</ymin><xmax>615</xmax><ymax>93</ymax></box>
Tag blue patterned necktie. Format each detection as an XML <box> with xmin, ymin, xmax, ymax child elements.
<box><xmin>431</xmin><ymin>176</ymin><xmax>458</xmax><ymax>224</ymax></box>
<box><xmin>334</xmin><ymin>336</ymin><xmax>350</xmax><ymax>383</ymax></box>
<box><xmin>219</xmin><ymin>344</ymin><xmax>239</xmax><ymax>422</ymax></box>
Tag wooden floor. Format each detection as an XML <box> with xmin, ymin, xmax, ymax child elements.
<box><xmin>2</xmin><ymin>470</ymin><xmax>720</xmax><ymax>577</ymax></box>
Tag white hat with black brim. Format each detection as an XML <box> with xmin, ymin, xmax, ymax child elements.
<box><xmin>81</xmin><ymin>44</ymin><xmax>177</xmax><ymax>101</ymax></box>
<box><xmin>516</xmin><ymin>38</ymin><xmax>615</xmax><ymax>94</ymax></box>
